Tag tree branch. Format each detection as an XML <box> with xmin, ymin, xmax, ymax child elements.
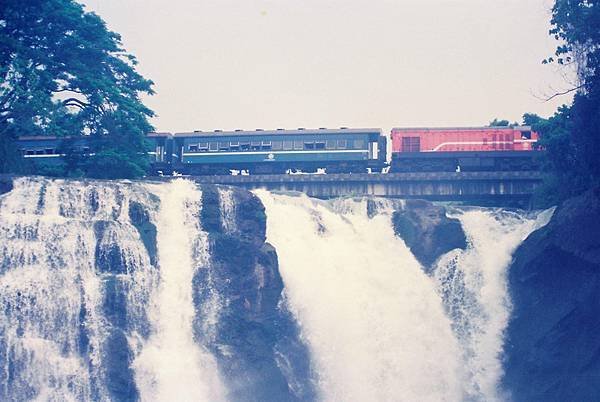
<box><xmin>62</xmin><ymin>97</ymin><xmax>90</xmax><ymax>109</ymax></box>
<box><xmin>544</xmin><ymin>84</ymin><xmax>584</xmax><ymax>101</ymax></box>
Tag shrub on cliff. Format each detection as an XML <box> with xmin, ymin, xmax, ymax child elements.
<box><xmin>528</xmin><ymin>0</ymin><xmax>600</xmax><ymax>206</ymax></box>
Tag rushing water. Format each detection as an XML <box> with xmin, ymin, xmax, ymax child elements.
<box><xmin>0</xmin><ymin>178</ymin><xmax>551</xmax><ymax>401</ymax></box>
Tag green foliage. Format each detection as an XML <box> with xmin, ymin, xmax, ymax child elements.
<box><xmin>0</xmin><ymin>0</ymin><xmax>154</xmax><ymax>178</ymax></box>
<box><xmin>531</xmin><ymin>0</ymin><xmax>600</xmax><ymax>206</ymax></box>
<box><xmin>83</xmin><ymin>150</ymin><xmax>148</xmax><ymax>179</ymax></box>
<box><xmin>489</xmin><ymin>118</ymin><xmax>511</xmax><ymax>127</ymax></box>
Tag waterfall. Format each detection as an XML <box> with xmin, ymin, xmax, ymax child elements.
<box><xmin>0</xmin><ymin>178</ymin><xmax>224</xmax><ymax>402</ymax></box>
<box><xmin>433</xmin><ymin>208</ymin><xmax>553</xmax><ymax>401</ymax></box>
<box><xmin>256</xmin><ymin>191</ymin><xmax>464</xmax><ymax>402</ymax></box>
<box><xmin>256</xmin><ymin>191</ymin><xmax>551</xmax><ymax>402</ymax></box>
<box><xmin>0</xmin><ymin>178</ymin><xmax>552</xmax><ymax>401</ymax></box>
<box><xmin>133</xmin><ymin>180</ymin><xmax>225</xmax><ymax>402</ymax></box>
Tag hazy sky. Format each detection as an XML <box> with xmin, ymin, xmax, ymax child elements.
<box><xmin>83</xmin><ymin>0</ymin><xmax>573</xmax><ymax>133</ymax></box>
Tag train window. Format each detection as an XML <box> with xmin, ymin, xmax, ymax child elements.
<box><xmin>337</xmin><ymin>139</ymin><xmax>347</xmax><ymax>149</ymax></box>
<box><xmin>304</xmin><ymin>141</ymin><xmax>315</xmax><ymax>150</ymax></box>
<box><xmin>45</xmin><ymin>148</ymin><xmax>54</xmax><ymax>154</ymax></box>
<box><xmin>25</xmin><ymin>150</ymin><xmax>35</xmax><ymax>155</ymax></box>
<box><xmin>272</xmin><ymin>141</ymin><xmax>282</xmax><ymax>150</ymax></box>
<box><xmin>35</xmin><ymin>150</ymin><xmax>45</xmax><ymax>155</ymax></box>
<box><xmin>294</xmin><ymin>140</ymin><xmax>303</xmax><ymax>150</ymax></box>
<box><xmin>240</xmin><ymin>142</ymin><xmax>250</xmax><ymax>151</ymax></box>
<box><xmin>491</xmin><ymin>134</ymin><xmax>497</xmax><ymax>149</ymax></box>
<box><xmin>326</xmin><ymin>140</ymin><xmax>336</xmax><ymax>149</ymax></box>
<box><xmin>229</xmin><ymin>142</ymin><xmax>239</xmax><ymax>150</ymax></box>
<box><xmin>83</xmin><ymin>147</ymin><xmax>91</xmax><ymax>153</ymax></box>
<box><xmin>315</xmin><ymin>141</ymin><xmax>326</xmax><ymax>150</ymax></box>
<box><xmin>521</xmin><ymin>131</ymin><xmax>531</xmax><ymax>139</ymax></box>
<box><xmin>262</xmin><ymin>141</ymin><xmax>272</xmax><ymax>150</ymax></box>
<box><xmin>189</xmin><ymin>144</ymin><xmax>198</xmax><ymax>152</ymax></box>
<box><xmin>353</xmin><ymin>139</ymin><xmax>365</xmax><ymax>149</ymax></box>
<box><xmin>219</xmin><ymin>142</ymin><xmax>229</xmax><ymax>151</ymax></box>
<box><xmin>209</xmin><ymin>142</ymin><xmax>218</xmax><ymax>151</ymax></box>
<box><xmin>251</xmin><ymin>141</ymin><xmax>261</xmax><ymax>151</ymax></box>
<box><xmin>505</xmin><ymin>134</ymin><xmax>513</xmax><ymax>150</ymax></box>
<box><xmin>401</xmin><ymin>137</ymin><xmax>420</xmax><ymax>152</ymax></box>
<box><xmin>198</xmin><ymin>142</ymin><xmax>209</xmax><ymax>151</ymax></box>
<box><xmin>283</xmin><ymin>140</ymin><xmax>293</xmax><ymax>150</ymax></box>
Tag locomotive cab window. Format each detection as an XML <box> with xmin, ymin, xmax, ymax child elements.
<box><xmin>353</xmin><ymin>139</ymin><xmax>365</xmax><ymax>149</ymax></box>
<box><xmin>401</xmin><ymin>137</ymin><xmax>420</xmax><ymax>152</ymax></box>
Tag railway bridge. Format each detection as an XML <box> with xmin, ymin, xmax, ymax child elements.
<box><xmin>182</xmin><ymin>171</ymin><xmax>543</xmax><ymax>207</ymax></box>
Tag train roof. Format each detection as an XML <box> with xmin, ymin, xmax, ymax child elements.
<box><xmin>147</xmin><ymin>132</ymin><xmax>173</xmax><ymax>137</ymax></box>
<box><xmin>172</xmin><ymin>128</ymin><xmax>382</xmax><ymax>137</ymax></box>
<box><xmin>391</xmin><ymin>126</ymin><xmax>532</xmax><ymax>131</ymax></box>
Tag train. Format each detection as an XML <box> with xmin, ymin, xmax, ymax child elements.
<box><xmin>390</xmin><ymin>126</ymin><xmax>541</xmax><ymax>172</ymax></box>
<box><xmin>16</xmin><ymin>125</ymin><xmax>541</xmax><ymax>175</ymax></box>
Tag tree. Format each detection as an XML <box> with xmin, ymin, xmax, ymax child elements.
<box><xmin>533</xmin><ymin>0</ymin><xmax>600</xmax><ymax>204</ymax></box>
<box><xmin>489</xmin><ymin>118</ymin><xmax>511</xmax><ymax>127</ymax></box>
<box><xmin>0</xmin><ymin>0</ymin><xmax>154</xmax><ymax>178</ymax></box>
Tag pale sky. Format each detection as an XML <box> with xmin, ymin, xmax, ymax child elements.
<box><xmin>83</xmin><ymin>0</ymin><xmax>573</xmax><ymax>133</ymax></box>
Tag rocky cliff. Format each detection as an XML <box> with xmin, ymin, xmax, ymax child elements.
<box><xmin>392</xmin><ymin>199</ymin><xmax>467</xmax><ymax>272</ymax></box>
<box><xmin>503</xmin><ymin>189</ymin><xmax>600</xmax><ymax>401</ymax></box>
<box><xmin>194</xmin><ymin>185</ymin><xmax>315</xmax><ymax>401</ymax></box>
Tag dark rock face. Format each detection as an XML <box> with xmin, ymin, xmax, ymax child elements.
<box><xmin>503</xmin><ymin>189</ymin><xmax>600</xmax><ymax>402</ymax></box>
<box><xmin>92</xmin><ymin>221</ymin><xmax>142</xmax><ymax>402</ymax></box>
<box><xmin>128</xmin><ymin>200</ymin><xmax>158</xmax><ymax>266</ymax></box>
<box><xmin>0</xmin><ymin>176</ymin><xmax>13</xmax><ymax>196</ymax></box>
<box><xmin>194</xmin><ymin>185</ymin><xmax>316</xmax><ymax>402</ymax></box>
<box><xmin>392</xmin><ymin>199</ymin><xmax>467</xmax><ymax>270</ymax></box>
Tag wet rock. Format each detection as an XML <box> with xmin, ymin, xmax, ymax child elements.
<box><xmin>0</xmin><ymin>176</ymin><xmax>13</xmax><ymax>196</ymax></box>
<box><xmin>194</xmin><ymin>185</ymin><xmax>315</xmax><ymax>402</ymax></box>
<box><xmin>128</xmin><ymin>201</ymin><xmax>157</xmax><ymax>266</ymax></box>
<box><xmin>503</xmin><ymin>189</ymin><xmax>600</xmax><ymax>402</ymax></box>
<box><xmin>392</xmin><ymin>199</ymin><xmax>467</xmax><ymax>271</ymax></box>
<box><xmin>94</xmin><ymin>221</ymin><xmax>128</xmax><ymax>274</ymax></box>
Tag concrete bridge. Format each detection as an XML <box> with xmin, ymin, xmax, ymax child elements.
<box><xmin>183</xmin><ymin>171</ymin><xmax>543</xmax><ymax>206</ymax></box>
<box><xmin>0</xmin><ymin>171</ymin><xmax>543</xmax><ymax>207</ymax></box>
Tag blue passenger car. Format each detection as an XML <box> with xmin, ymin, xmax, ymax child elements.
<box><xmin>16</xmin><ymin>136</ymin><xmax>92</xmax><ymax>173</ymax></box>
<box><xmin>171</xmin><ymin>128</ymin><xmax>386</xmax><ymax>174</ymax></box>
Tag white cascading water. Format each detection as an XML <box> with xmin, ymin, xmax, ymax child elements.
<box><xmin>256</xmin><ymin>191</ymin><xmax>464</xmax><ymax>402</ymax></box>
<box><xmin>0</xmin><ymin>178</ymin><xmax>224</xmax><ymax>402</ymax></box>
<box><xmin>256</xmin><ymin>191</ymin><xmax>552</xmax><ymax>402</ymax></box>
<box><xmin>434</xmin><ymin>207</ymin><xmax>554</xmax><ymax>401</ymax></box>
<box><xmin>0</xmin><ymin>178</ymin><xmax>158</xmax><ymax>401</ymax></box>
<box><xmin>133</xmin><ymin>179</ymin><xmax>225</xmax><ymax>402</ymax></box>
<box><xmin>0</xmin><ymin>178</ymin><xmax>553</xmax><ymax>402</ymax></box>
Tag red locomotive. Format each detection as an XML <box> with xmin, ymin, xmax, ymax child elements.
<box><xmin>390</xmin><ymin>126</ymin><xmax>541</xmax><ymax>172</ymax></box>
